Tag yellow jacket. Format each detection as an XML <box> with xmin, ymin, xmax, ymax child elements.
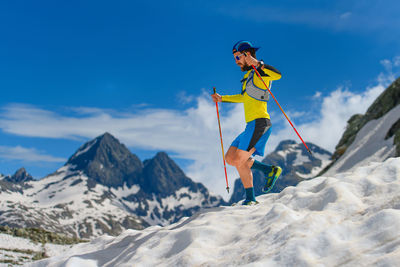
<box><xmin>222</xmin><ymin>64</ymin><xmax>281</xmax><ymax>123</ymax></box>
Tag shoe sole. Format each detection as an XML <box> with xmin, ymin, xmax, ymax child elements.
<box><xmin>231</xmin><ymin>201</ymin><xmax>259</xmax><ymax>206</ymax></box>
<box><xmin>242</xmin><ymin>201</ymin><xmax>259</xmax><ymax>206</ymax></box>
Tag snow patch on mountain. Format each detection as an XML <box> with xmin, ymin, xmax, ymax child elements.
<box><xmin>326</xmin><ymin>104</ymin><xmax>400</xmax><ymax>175</ymax></box>
<box><xmin>276</xmin><ymin>141</ymin><xmax>331</xmax><ymax>171</ymax></box>
<box><xmin>296</xmin><ymin>151</ymin><xmax>332</xmax><ymax>179</ymax></box>
<box><xmin>275</xmin><ymin>141</ymin><xmax>331</xmax><ymax>177</ymax></box>
<box><xmin>292</xmin><ymin>151</ymin><xmax>309</xmax><ymax>166</ymax></box>
<box><xmin>31</xmin><ymin>157</ymin><xmax>400</xmax><ymax>266</ymax></box>
<box><xmin>110</xmin><ymin>183</ymin><xmax>140</xmax><ymax>198</ymax></box>
<box><xmin>128</xmin><ymin>187</ymin><xmax>213</xmax><ymax>226</ymax></box>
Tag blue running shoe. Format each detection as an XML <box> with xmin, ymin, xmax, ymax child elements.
<box><xmin>262</xmin><ymin>166</ymin><xmax>282</xmax><ymax>193</ymax></box>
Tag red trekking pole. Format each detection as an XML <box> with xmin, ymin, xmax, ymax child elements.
<box><xmin>251</xmin><ymin>65</ymin><xmax>312</xmax><ymax>155</ymax></box>
<box><xmin>213</xmin><ymin>87</ymin><xmax>230</xmax><ymax>193</ymax></box>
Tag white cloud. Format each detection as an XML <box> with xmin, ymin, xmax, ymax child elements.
<box><xmin>0</xmin><ymin>146</ymin><xmax>65</xmax><ymax>163</ymax></box>
<box><xmin>313</xmin><ymin>91</ymin><xmax>322</xmax><ymax>99</ymax></box>
<box><xmin>379</xmin><ymin>56</ymin><xmax>400</xmax><ymax>85</ymax></box>
<box><xmin>394</xmin><ymin>56</ymin><xmax>400</xmax><ymax>67</ymax></box>
<box><xmin>176</xmin><ymin>91</ymin><xmax>196</xmax><ymax>105</ymax></box>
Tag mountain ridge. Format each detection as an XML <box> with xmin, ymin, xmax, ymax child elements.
<box><xmin>330</xmin><ymin>77</ymin><xmax>400</xmax><ymax>165</ymax></box>
<box><xmin>0</xmin><ymin>133</ymin><xmax>226</xmax><ymax>239</ymax></box>
<box><xmin>323</xmin><ymin>76</ymin><xmax>400</xmax><ymax>175</ymax></box>
<box><xmin>66</xmin><ymin>132</ymin><xmax>143</xmax><ymax>188</ymax></box>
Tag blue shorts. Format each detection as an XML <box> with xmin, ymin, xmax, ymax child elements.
<box><xmin>231</xmin><ymin>118</ymin><xmax>272</xmax><ymax>157</ymax></box>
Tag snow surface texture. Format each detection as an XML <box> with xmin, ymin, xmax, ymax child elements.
<box><xmin>0</xmin><ymin>233</ymin><xmax>72</xmax><ymax>266</ymax></box>
<box><xmin>326</xmin><ymin>105</ymin><xmax>400</xmax><ymax>175</ymax></box>
<box><xmin>31</xmin><ymin>157</ymin><xmax>400</xmax><ymax>266</ymax></box>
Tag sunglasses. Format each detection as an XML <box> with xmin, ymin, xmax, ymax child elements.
<box><xmin>234</xmin><ymin>53</ymin><xmax>245</xmax><ymax>61</ymax></box>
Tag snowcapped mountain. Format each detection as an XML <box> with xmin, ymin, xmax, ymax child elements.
<box><xmin>0</xmin><ymin>168</ymin><xmax>33</xmax><ymax>194</ymax></box>
<box><xmin>0</xmin><ymin>133</ymin><xmax>225</xmax><ymax>239</ymax></box>
<box><xmin>230</xmin><ymin>140</ymin><xmax>332</xmax><ymax>204</ymax></box>
<box><xmin>325</xmin><ymin>77</ymin><xmax>400</xmax><ymax>175</ymax></box>
<box><xmin>66</xmin><ymin>132</ymin><xmax>143</xmax><ymax>188</ymax></box>
<box><xmin>31</xmin><ymin>157</ymin><xmax>400</xmax><ymax>266</ymax></box>
<box><xmin>3</xmin><ymin>167</ymin><xmax>33</xmax><ymax>183</ymax></box>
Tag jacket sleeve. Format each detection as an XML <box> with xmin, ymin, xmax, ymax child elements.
<box><xmin>221</xmin><ymin>94</ymin><xmax>245</xmax><ymax>103</ymax></box>
<box><xmin>251</xmin><ymin>63</ymin><xmax>281</xmax><ymax>90</ymax></box>
<box><xmin>257</xmin><ymin>63</ymin><xmax>282</xmax><ymax>81</ymax></box>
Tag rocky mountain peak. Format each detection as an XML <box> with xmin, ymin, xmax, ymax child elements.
<box><xmin>66</xmin><ymin>132</ymin><xmax>143</xmax><ymax>188</ymax></box>
<box><xmin>5</xmin><ymin>168</ymin><xmax>33</xmax><ymax>183</ymax></box>
<box><xmin>67</xmin><ymin>132</ymin><xmax>119</xmax><ymax>164</ymax></box>
<box><xmin>276</xmin><ymin>140</ymin><xmax>297</xmax><ymax>151</ymax></box>
<box><xmin>141</xmin><ymin>152</ymin><xmax>191</xmax><ymax>196</ymax></box>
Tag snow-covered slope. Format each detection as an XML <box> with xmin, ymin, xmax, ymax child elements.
<box><xmin>326</xmin><ymin>104</ymin><xmax>400</xmax><ymax>175</ymax></box>
<box><xmin>32</xmin><ymin>157</ymin><xmax>400</xmax><ymax>266</ymax></box>
<box><xmin>0</xmin><ymin>233</ymin><xmax>73</xmax><ymax>266</ymax></box>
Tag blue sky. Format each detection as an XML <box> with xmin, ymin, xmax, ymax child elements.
<box><xmin>1</xmin><ymin>0</ymin><xmax>400</xmax><ymax>197</ymax></box>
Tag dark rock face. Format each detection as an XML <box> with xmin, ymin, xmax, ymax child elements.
<box><xmin>141</xmin><ymin>152</ymin><xmax>197</xmax><ymax>196</ymax></box>
<box><xmin>364</xmin><ymin>78</ymin><xmax>400</xmax><ymax>121</ymax></box>
<box><xmin>385</xmin><ymin>118</ymin><xmax>400</xmax><ymax>156</ymax></box>
<box><xmin>4</xmin><ymin>168</ymin><xmax>33</xmax><ymax>183</ymax></box>
<box><xmin>66</xmin><ymin>132</ymin><xmax>143</xmax><ymax>188</ymax></box>
<box><xmin>1</xmin><ymin>168</ymin><xmax>34</xmax><ymax>193</ymax></box>
<box><xmin>331</xmin><ymin>77</ymin><xmax>400</xmax><ymax>162</ymax></box>
<box><xmin>229</xmin><ymin>140</ymin><xmax>332</xmax><ymax>204</ymax></box>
